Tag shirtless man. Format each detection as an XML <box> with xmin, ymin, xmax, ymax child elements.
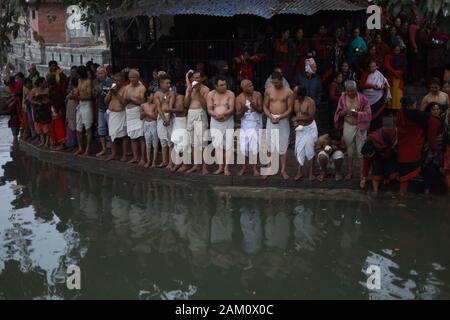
<box><xmin>124</xmin><ymin>69</ymin><xmax>146</xmax><ymax>165</ymax></box>
<box><xmin>316</xmin><ymin>128</ymin><xmax>346</xmax><ymax>182</ymax></box>
<box><xmin>141</xmin><ymin>88</ymin><xmax>159</xmax><ymax>168</ymax></box>
<box><xmin>74</xmin><ymin>65</ymin><xmax>93</xmax><ymax>156</ymax></box>
<box><xmin>420</xmin><ymin>78</ymin><xmax>450</xmax><ymax>111</ymax></box>
<box><xmin>263</xmin><ymin>71</ymin><xmax>294</xmax><ymax>180</ymax></box>
<box><xmin>185</xmin><ymin>70</ymin><xmax>210</xmax><ymax>175</ymax></box>
<box><xmin>154</xmin><ymin>74</ymin><xmax>176</xmax><ymax>170</ymax></box>
<box><xmin>207</xmin><ymin>76</ymin><xmax>236</xmax><ymax>176</ymax></box>
<box><xmin>292</xmin><ymin>85</ymin><xmax>317</xmax><ymax>181</ymax></box>
<box><xmin>171</xmin><ymin>83</ymin><xmax>189</xmax><ymax>172</ymax></box>
<box><xmin>105</xmin><ymin>72</ymin><xmax>129</xmax><ymax>162</ymax></box>
<box><xmin>235</xmin><ymin>79</ymin><xmax>263</xmax><ymax>176</ymax></box>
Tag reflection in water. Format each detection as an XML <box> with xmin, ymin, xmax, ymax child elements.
<box><xmin>0</xmin><ymin>119</ymin><xmax>450</xmax><ymax>299</ymax></box>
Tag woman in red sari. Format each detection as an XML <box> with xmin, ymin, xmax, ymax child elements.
<box><xmin>47</xmin><ymin>75</ymin><xmax>66</xmax><ymax>150</ymax></box>
<box><xmin>395</xmin><ymin>97</ymin><xmax>428</xmax><ymax>196</ymax></box>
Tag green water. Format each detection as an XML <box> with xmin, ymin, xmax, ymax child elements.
<box><xmin>0</xmin><ymin>117</ymin><xmax>449</xmax><ymax>300</ymax></box>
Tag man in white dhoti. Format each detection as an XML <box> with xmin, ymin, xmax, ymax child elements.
<box><xmin>292</xmin><ymin>86</ymin><xmax>318</xmax><ymax>181</ymax></box>
<box><xmin>263</xmin><ymin>71</ymin><xmax>294</xmax><ymax>180</ymax></box>
<box><xmin>207</xmin><ymin>76</ymin><xmax>236</xmax><ymax>176</ymax></box>
<box><xmin>124</xmin><ymin>69</ymin><xmax>146</xmax><ymax>165</ymax></box>
<box><xmin>185</xmin><ymin>71</ymin><xmax>210</xmax><ymax>175</ymax></box>
<box><xmin>74</xmin><ymin>65</ymin><xmax>94</xmax><ymax>156</ymax></box>
<box><xmin>141</xmin><ymin>88</ymin><xmax>159</xmax><ymax>167</ymax></box>
<box><xmin>155</xmin><ymin>74</ymin><xmax>175</xmax><ymax>170</ymax></box>
<box><xmin>105</xmin><ymin>72</ymin><xmax>129</xmax><ymax>162</ymax></box>
<box><xmin>236</xmin><ymin>79</ymin><xmax>263</xmax><ymax>176</ymax></box>
<box><xmin>170</xmin><ymin>83</ymin><xmax>189</xmax><ymax>172</ymax></box>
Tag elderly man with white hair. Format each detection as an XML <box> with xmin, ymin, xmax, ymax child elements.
<box><xmin>333</xmin><ymin>80</ymin><xmax>372</xmax><ymax>180</ymax></box>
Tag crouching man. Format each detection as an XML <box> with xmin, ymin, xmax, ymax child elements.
<box><xmin>316</xmin><ymin>128</ymin><xmax>346</xmax><ymax>182</ymax></box>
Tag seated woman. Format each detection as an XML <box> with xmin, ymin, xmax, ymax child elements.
<box><xmin>360</xmin><ymin>127</ymin><xmax>398</xmax><ymax>193</ymax></box>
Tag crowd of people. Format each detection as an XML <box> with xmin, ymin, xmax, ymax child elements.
<box><xmin>1</xmin><ymin>12</ymin><xmax>450</xmax><ymax>196</ymax></box>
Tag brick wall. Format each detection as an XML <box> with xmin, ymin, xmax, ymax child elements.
<box><xmin>31</xmin><ymin>3</ymin><xmax>66</xmax><ymax>44</ymax></box>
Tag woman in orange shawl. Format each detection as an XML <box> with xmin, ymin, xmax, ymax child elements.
<box><xmin>384</xmin><ymin>45</ymin><xmax>407</xmax><ymax>110</ymax></box>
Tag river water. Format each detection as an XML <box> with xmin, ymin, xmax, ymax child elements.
<box><xmin>0</xmin><ymin>116</ymin><xmax>449</xmax><ymax>300</ymax></box>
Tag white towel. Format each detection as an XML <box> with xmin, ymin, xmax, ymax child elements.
<box><xmin>265</xmin><ymin>117</ymin><xmax>290</xmax><ymax>155</ymax></box>
<box><xmin>126</xmin><ymin>106</ymin><xmax>144</xmax><ymax>139</ymax></box>
<box><xmin>107</xmin><ymin>109</ymin><xmax>127</xmax><ymax>142</ymax></box>
<box><xmin>171</xmin><ymin>116</ymin><xmax>188</xmax><ymax>153</ymax></box>
<box><xmin>240</xmin><ymin>111</ymin><xmax>262</xmax><ymax>156</ymax></box>
<box><xmin>295</xmin><ymin>120</ymin><xmax>318</xmax><ymax>166</ymax></box>
<box><xmin>210</xmin><ymin>116</ymin><xmax>235</xmax><ymax>150</ymax></box>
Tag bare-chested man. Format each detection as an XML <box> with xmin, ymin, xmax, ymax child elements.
<box><xmin>185</xmin><ymin>70</ymin><xmax>210</xmax><ymax>175</ymax></box>
<box><xmin>105</xmin><ymin>72</ymin><xmax>129</xmax><ymax>162</ymax></box>
<box><xmin>74</xmin><ymin>65</ymin><xmax>93</xmax><ymax>156</ymax></box>
<box><xmin>207</xmin><ymin>76</ymin><xmax>235</xmax><ymax>176</ymax></box>
<box><xmin>263</xmin><ymin>71</ymin><xmax>294</xmax><ymax>180</ymax></box>
<box><xmin>170</xmin><ymin>82</ymin><xmax>189</xmax><ymax>172</ymax></box>
<box><xmin>141</xmin><ymin>88</ymin><xmax>159</xmax><ymax>168</ymax></box>
<box><xmin>292</xmin><ymin>85</ymin><xmax>318</xmax><ymax>181</ymax></box>
<box><xmin>316</xmin><ymin>128</ymin><xmax>346</xmax><ymax>182</ymax></box>
<box><xmin>154</xmin><ymin>74</ymin><xmax>176</xmax><ymax>170</ymax></box>
<box><xmin>236</xmin><ymin>79</ymin><xmax>263</xmax><ymax>176</ymax></box>
<box><xmin>124</xmin><ymin>69</ymin><xmax>146</xmax><ymax>165</ymax></box>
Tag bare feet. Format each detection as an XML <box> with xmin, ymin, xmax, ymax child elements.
<box><xmin>187</xmin><ymin>165</ymin><xmax>199</xmax><ymax>173</ymax></box>
<box><xmin>55</xmin><ymin>145</ymin><xmax>64</xmax><ymax>151</ymax></box>
<box><xmin>138</xmin><ymin>159</ymin><xmax>146</xmax><ymax>166</ymax></box>
<box><xmin>253</xmin><ymin>168</ymin><xmax>260</xmax><ymax>177</ymax></box>
<box><xmin>281</xmin><ymin>171</ymin><xmax>290</xmax><ymax>180</ymax></box>
<box><xmin>120</xmin><ymin>156</ymin><xmax>128</xmax><ymax>162</ymax></box>
<box><xmin>316</xmin><ymin>173</ymin><xmax>323</xmax><ymax>182</ymax></box>
<box><xmin>261</xmin><ymin>174</ymin><xmax>269</xmax><ymax>180</ymax></box>
<box><xmin>105</xmin><ymin>155</ymin><xmax>116</xmax><ymax>162</ymax></box>
<box><xmin>74</xmin><ymin>148</ymin><xmax>83</xmax><ymax>155</ymax></box>
<box><xmin>202</xmin><ymin>166</ymin><xmax>209</xmax><ymax>176</ymax></box>
<box><xmin>359</xmin><ymin>179</ymin><xmax>366</xmax><ymax>189</ymax></box>
<box><xmin>224</xmin><ymin>168</ymin><xmax>232</xmax><ymax>176</ymax></box>
<box><xmin>238</xmin><ymin>167</ymin><xmax>247</xmax><ymax>176</ymax></box>
<box><xmin>151</xmin><ymin>162</ymin><xmax>157</xmax><ymax>168</ymax></box>
<box><xmin>157</xmin><ymin>162</ymin><xmax>167</xmax><ymax>168</ymax></box>
<box><xmin>213</xmin><ymin>167</ymin><xmax>224</xmax><ymax>175</ymax></box>
<box><xmin>294</xmin><ymin>173</ymin><xmax>303</xmax><ymax>181</ymax></box>
<box><xmin>96</xmin><ymin>149</ymin><xmax>106</xmax><ymax>157</ymax></box>
<box><xmin>82</xmin><ymin>149</ymin><xmax>90</xmax><ymax>157</ymax></box>
<box><xmin>178</xmin><ymin>164</ymin><xmax>189</xmax><ymax>173</ymax></box>
<box><xmin>170</xmin><ymin>165</ymin><xmax>179</xmax><ymax>172</ymax></box>
<box><xmin>144</xmin><ymin>161</ymin><xmax>150</xmax><ymax>168</ymax></box>
<box><xmin>128</xmin><ymin>158</ymin><xmax>138</xmax><ymax>164</ymax></box>
<box><xmin>335</xmin><ymin>174</ymin><xmax>343</xmax><ymax>182</ymax></box>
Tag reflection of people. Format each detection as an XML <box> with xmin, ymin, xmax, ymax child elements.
<box><xmin>293</xmin><ymin>205</ymin><xmax>321</xmax><ymax>251</ymax></box>
<box><xmin>240</xmin><ymin>207</ymin><xmax>262</xmax><ymax>255</ymax></box>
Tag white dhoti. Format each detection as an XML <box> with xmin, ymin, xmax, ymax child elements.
<box><xmin>265</xmin><ymin>117</ymin><xmax>290</xmax><ymax>155</ymax></box>
<box><xmin>107</xmin><ymin>109</ymin><xmax>127</xmax><ymax>142</ymax></box>
<box><xmin>143</xmin><ymin>120</ymin><xmax>158</xmax><ymax>149</ymax></box>
<box><xmin>210</xmin><ymin>116</ymin><xmax>235</xmax><ymax>150</ymax></box>
<box><xmin>171</xmin><ymin>116</ymin><xmax>188</xmax><ymax>153</ymax></box>
<box><xmin>343</xmin><ymin>122</ymin><xmax>366</xmax><ymax>158</ymax></box>
<box><xmin>76</xmin><ymin>101</ymin><xmax>94</xmax><ymax>132</ymax></box>
<box><xmin>295</xmin><ymin>121</ymin><xmax>318</xmax><ymax>166</ymax></box>
<box><xmin>186</xmin><ymin>108</ymin><xmax>209</xmax><ymax>148</ymax></box>
<box><xmin>126</xmin><ymin>106</ymin><xmax>144</xmax><ymax>139</ymax></box>
<box><xmin>240</xmin><ymin>111</ymin><xmax>262</xmax><ymax>156</ymax></box>
<box><xmin>157</xmin><ymin>113</ymin><xmax>173</xmax><ymax>147</ymax></box>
